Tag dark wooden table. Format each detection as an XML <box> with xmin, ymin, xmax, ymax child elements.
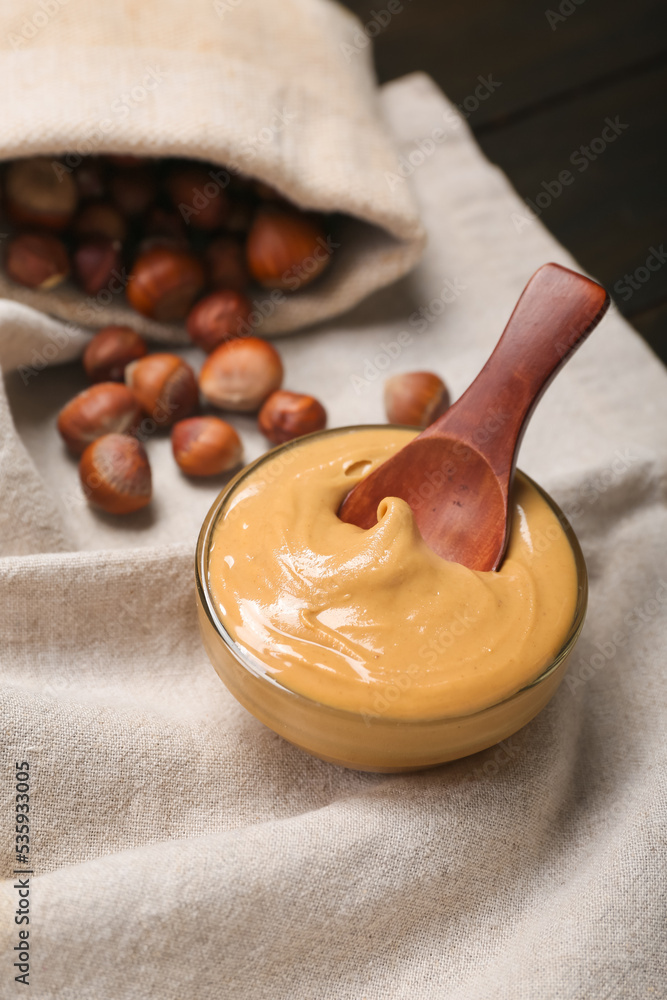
<box><xmin>343</xmin><ymin>0</ymin><xmax>667</xmax><ymax>363</ymax></box>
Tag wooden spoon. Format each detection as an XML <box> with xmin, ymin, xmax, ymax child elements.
<box><xmin>339</xmin><ymin>263</ymin><xmax>609</xmax><ymax>571</ymax></box>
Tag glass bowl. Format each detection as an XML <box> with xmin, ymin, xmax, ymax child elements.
<box><xmin>195</xmin><ymin>426</ymin><xmax>587</xmax><ymax>773</ymax></box>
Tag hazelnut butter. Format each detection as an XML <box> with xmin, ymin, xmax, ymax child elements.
<box><xmin>204</xmin><ymin>426</ymin><xmax>580</xmax><ymax>740</ymax></box>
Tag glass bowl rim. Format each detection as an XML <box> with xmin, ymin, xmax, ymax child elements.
<box><xmin>195</xmin><ymin>424</ymin><xmax>588</xmax><ymax>725</ymax></box>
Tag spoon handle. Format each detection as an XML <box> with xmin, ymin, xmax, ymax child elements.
<box><xmin>424</xmin><ymin>263</ymin><xmax>609</xmax><ymax>479</ymax></box>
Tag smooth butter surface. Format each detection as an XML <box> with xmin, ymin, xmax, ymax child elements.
<box><xmin>209</xmin><ymin>427</ymin><xmax>578</xmax><ymax>719</ymax></box>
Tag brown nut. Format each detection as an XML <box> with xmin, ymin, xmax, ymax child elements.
<box><xmin>384</xmin><ymin>372</ymin><xmax>451</xmax><ymax>428</ymax></box>
<box><xmin>6</xmin><ymin>232</ymin><xmax>70</xmax><ymax>290</ymax></box>
<box><xmin>224</xmin><ymin>200</ymin><xmax>254</xmax><ymax>235</ymax></box>
<box><xmin>73</xmin><ymin>158</ymin><xmax>107</xmax><ymax>201</ymax></box>
<box><xmin>57</xmin><ymin>382</ymin><xmax>143</xmax><ymax>455</ymax></box>
<box><xmin>105</xmin><ymin>154</ymin><xmax>149</xmax><ymax>168</ymax></box>
<box><xmin>110</xmin><ymin>165</ymin><xmax>157</xmax><ymax>217</ymax></box>
<box><xmin>79</xmin><ymin>433</ymin><xmax>152</xmax><ymax>515</ymax></box>
<box><xmin>246</xmin><ymin>205</ymin><xmax>331</xmax><ymax>291</ymax></box>
<box><xmin>127</xmin><ymin>247</ymin><xmax>205</xmax><ymax>321</ymax></box>
<box><xmin>258</xmin><ymin>390</ymin><xmax>327</xmax><ymax>444</ymax></box>
<box><xmin>254</xmin><ymin>180</ymin><xmax>283</xmax><ymax>201</ymax></box>
<box><xmin>144</xmin><ymin>205</ymin><xmax>188</xmax><ymax>242</ymax></box>
<box><xmin>73</xmin><ymin>237</ymin><xmax>123</xmax><ymax>295</ymax></box>
<box><xmin>199</xmin><ymin>337</ymin><xmax>283</xmax><ymax>412</ymax></box>
<box><xmin>73</xmin><ymin>201</ymin><xmax>127</xmax><ymax>242</ymax></box>
<box><xmin>5</xmin><ymin>157</ymin><xmax>78</xmax><ymax>230</ymax></box>
<box><xmin>171</xmin><ymin>416</ymin><xmax>243</xmax><ymax>476</ymax></box>
<box><xmin>204</xmin><ymin>236</ymin><xmax>249</xmax><ymax>291</ymax></box>
<box><xmin>166</xmin><ymin>166</ymin><xmax>229</xmax><ymax>230</ymax></box>
<box><xmin>135</xmin><ymin>235</ymin><xmax>191</xmax><ymax>258</ymax></box>
<box><xmin>83</xmin><ymin>326</ymin><xmax>148</xmax><ymax>382</ymax></box>
<box><xmin>125</xmin><ymin>353</ymin><xmax>199</xmax><ymax>426</ymax></box>
<box><xmin>186</xmin><ymin>290</ymin><xmax>253</xmax><ymax>353</ymax></box>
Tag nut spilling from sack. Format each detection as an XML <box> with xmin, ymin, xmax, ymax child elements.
<box><xmin>56</xmin><ymin>319</ymin><xmax>450</xmax><ymax>518</ymax></box>
<box><xmin>1</xmin><ymin>155</ymin><xmax>335</xmax><ymax>328</ymax></box>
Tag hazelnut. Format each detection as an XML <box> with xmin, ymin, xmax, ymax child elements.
<box><xmin>72</xmin><ymin>237</ymin><xmax>123</xmax><ymax>295</ymax></box>
<box><xmin>105</xmin><ymin>155</ymin><xmax>149</xmax><ymax>168</ymax></box>
<box><xmin>204</xmin><ymin>236</ymin><xmax>249</xmax><ymax>291</ymax></box>
<box><xmin>79</xmin><ymin>433</ymin><xmax>152</xmax><ymax>514</ymax></box>
<box><xmin>135</xmin><ymin>235</ymin><xmax>191</xmax><ymax>257</ymax></box>
<box><xmin>171</xmin><ymin>416</ymin><xmax>243</xmax><ymax>476</ymax></box>
<box><xmin>74</xmin><ymin>159</ymin><xmax>107</xmax><ymax>201</ymax></box>
<box><xmin>186</xmin><ymin>290</ymin><xmax>253</xmax><ymax>353</ymax></box>
<box><xmin>6</xmin><ymin>232</ymin><xmax>70</xmax><ymax>290</ymax></box>
<box><xmin>254</xmin><ymin>180</ymin><xmax>283</xmax><ymax>201</ymax></box>
<box><xmin>127</xmin><ymin>247</ymin><xmax>205</xmax><ymax>321</ymax></box>
<box><xmin>73</xmin><ymin>201</ymin><xmax>127</xmax><ymax>242</ymax></box>
<box><xmin>384</xmin><ymin>372</ymin><xmax>451</xmax><ymax>428</ymax></box>
<box><xmin>166</xmin><ymin>166</ymin><xmax>229</xmax><ymax>230</ymax></box>
<box><xmin>224</xmin><ymin>200</ymin><xmax>253</xmax><ymax>235</ymax></box>
<box><xmin>110</xmin><ymin>165</ymin><xmax>157</xmax><ymax>217</ymax></box>
<box><xmin>227</xmin><ymin>171</ymin><xmax>254</xmax><ymax>198</ymax></box>
<box><xmin>258</xmin><ymin>390</ymin><xmax>327</xmax><ymax>444</ymax></box>
<box><xmin>125</xmin><ymin>353</ymin><xmax>199</xmax><ymax>427</ymax></box>
<box><xmin>57</xmin><ymin>382</ymin><xmax>143</xmax><ymax>455</ymax></box>
<box><xmin>246</xmin><ymin>205</ymin><xmax>331</xmax><ymax>290</ymax></box>
<box><xmin>144</xmin><ymin>205</ymin><xmax>187</xmax><ymax>242</ymax></box>
<box><xmin>199</xmin><ymin>337</ymin><xmax>283</xmax><ymax>412</ymax></box>
<box><xmin>83</xmin><ymin>326</ymin><xmax>148</xmax><ymax>382</ymax></box>
<box><xmin>5</xmin><ymin>157</ymin><xmax>78</xmax><ymax>230</ymax></box>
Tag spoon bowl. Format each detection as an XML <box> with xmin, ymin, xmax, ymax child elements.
<box><xmin>339</xmin><ymin>263</ymin><xmax>609</xmax><ymax>570</ymax></box>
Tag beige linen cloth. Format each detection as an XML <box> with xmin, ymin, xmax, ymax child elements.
<box><xmin>0</xmin><ymin>0</ymin><xmax>425</xmax><ymax>337</ymax></box>
<box><xmin>1</xmin><ymin>74</ymin><xmax>667</xmax><ymax>998</ymax></box>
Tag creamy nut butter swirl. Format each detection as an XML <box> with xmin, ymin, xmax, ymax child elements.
<box><xmin>208</xmin><ymin>427</ymin><xmax>578</xmax><ymax>720</ymax></box>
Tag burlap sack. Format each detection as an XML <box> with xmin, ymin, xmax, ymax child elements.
<box><xmin>1</xmin><ymin>73</ymin><xmax>666</xmax><ymax>998</ymax></box>
<box><xmin>0</xmin><ymin>0</ymin><xmax>425</xmax><ymax>339</ymax></box>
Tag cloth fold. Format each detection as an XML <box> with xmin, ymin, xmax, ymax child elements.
<box><xmin>1</xmin><ymin>73</ymin><xmax>666</xmax><ymax>999</ymax></box>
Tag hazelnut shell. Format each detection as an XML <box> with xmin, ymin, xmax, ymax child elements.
<box><xmin>125</xmin><ymin>353</ymin><xmax>199</xmax><ymax>427</ymax></box>
<box><xmin>171</xmin><ymin>416</ymin><xmax>243</xmax><ymax>476</ymax></box>
<box><xmin>83</xmin><ymin>327</ymin><xmax>148</xmax><ymax>383</ymax></box>
<box><xmin>79</xmin><ymin>433</ymin><xmax>152</xmax><ymax>514</ymax></box>
<box><xmin>198</xmin><ymin>337</ymin><xmax>283</xmax><ymax>412</ymax></box>
<box><xmin>6</xmin><ymin>233</ymin><xmax>70</xmax><ymax>290</ymax></box>
<box><xmin>384</xmin><ymin>372</ymin><xmax>450</xmax><ymax>428</ymax></box>
<box><xmin>246</xmin><ymin>206</ymin><xmax>331</xmax><ymax>291</ymax></box>
<box><xmin>57</xmin><ymin>382</ymin><xmax>143</xmax><ymax>455</ymax></box>
<box><xmin>258</xmin><ymin>390</ymin><xmax>327</xmax><ymax>444</ymax></box>
<box><xmin>186</xmin><ymin>290</ymin><xmax>254</xmax><ymax>353</ymax></box>
<box><xmin>127</xmin><ymin>247</ymin><xmax>205</xmax><ymax>321</ymax></box>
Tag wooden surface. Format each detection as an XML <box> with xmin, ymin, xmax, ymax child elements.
<box><xmin>342</xmin><ymin>0</ymin><xmax>667</xmax><ymax>363</ymax></box>
<box><xmin>339</xmin><ymin>265</ymin><xmax>609</xmax><ymax>569</ymax></box>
